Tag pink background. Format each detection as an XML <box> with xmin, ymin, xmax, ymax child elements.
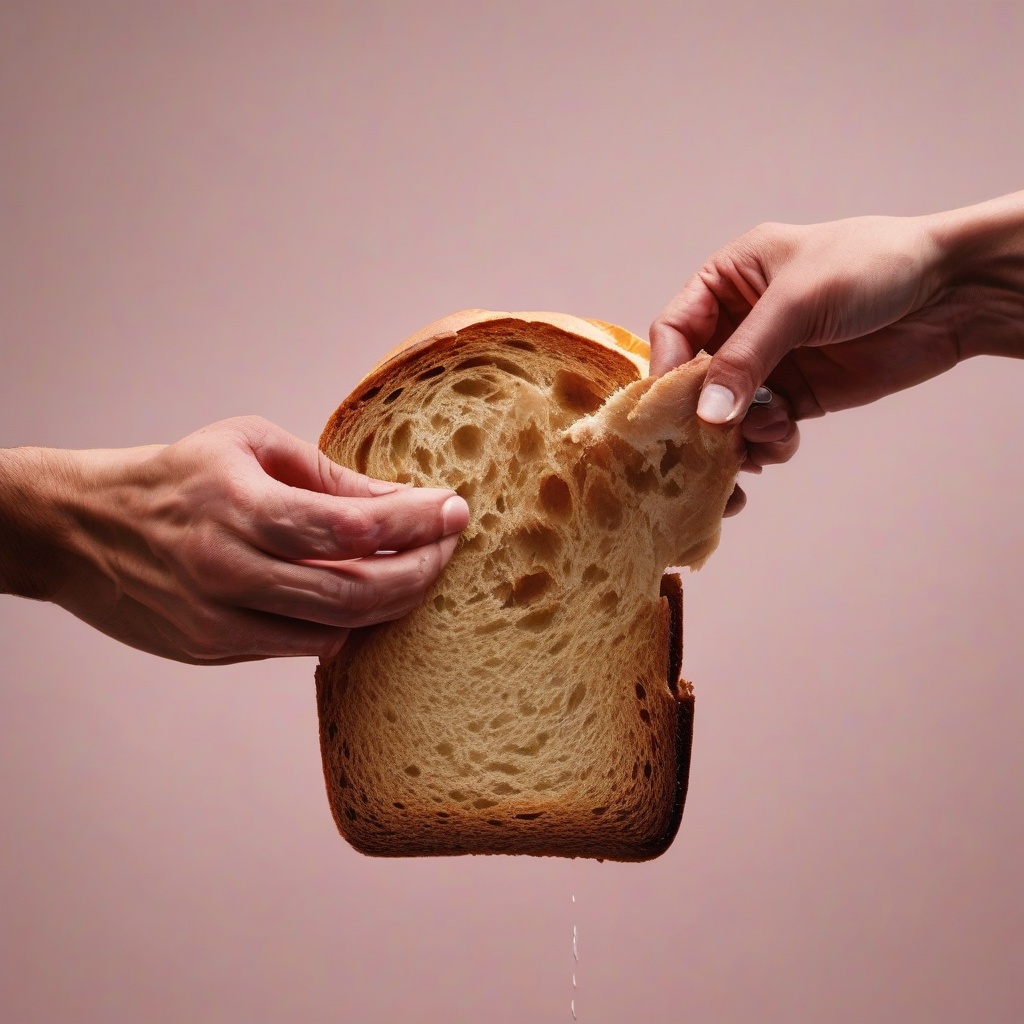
<box><xmin>2</xmin><ymin>3</ymin><xmax>1023</xmax><ymax>1022</ymax></box>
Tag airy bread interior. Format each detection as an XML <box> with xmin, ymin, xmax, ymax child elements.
<box><xmin>316</xmin><ymin>313</ymin><xmax>742</xmax><ymax>860</ymax></box>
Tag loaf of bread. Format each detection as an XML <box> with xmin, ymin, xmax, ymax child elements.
<box><xmin>315</xmin><ymin>310</ymin><xmax>742</xmax><ymax>860</ymax></box>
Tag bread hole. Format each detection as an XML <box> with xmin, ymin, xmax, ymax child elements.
<box><xmin>469</xmin><ymin>750</ymin><xmax>486</xmax><ymax>763</ymax></box>
<box><xmin>635</xmin><ymin>683</ymin><xmax>647</xmax><ymax>701</ymax></box>
<box><xmin>393</xmin><ymin>801</ymin><xmax>406</xmax><ymax>809</ymax></box>
<box><xmin>383</xmin><ymin>388</ymin><xmax>404</xmax><ymax>405</ymax></box>
<box><xmin>508</xmin><ymin>731</ymin><xmax>550</xmax><ymax>756</ymax></box>
<box><xmin>583</xmin><ymin>712</ymin><xmax>598</xmax><ymax>727</ymax></box>
<box><xmin>581</xmin><ymin>564</ymin><xmax>609</xmax><ymax>586</ymax></box>
<box><xmin>435</xmin><ymin>742</ymin><xmax>454</xmax><ymax>757</ymax></box>
<box><xmin>533</xmin><ymin>780</ymin><xmax>552</xmax><ymax>792</ymax></box>
<box><xmin>489</xmin><ymin>712</ymin><xmax>515</xmax><ymax>729</ymax></box>
<box><xmin>504</xmin><ymin>570</ymin><xmax>553</xmax><ymax>607</ymax></box>
<box><xmin>517</xmin><ymin>607</ymin><xmax>557</xmax><ymax>633</ymax></box>
<box><xmin>391</xmin><ymin>421</ymin><xmax>412</xmax><ymax>460</ymax></box>
<box><xmin>394</xmin><ymin>470</ymin><xmax>414</xmax><ymax>485</ymax></box>
<box><xmin>457</xmin><ymin>355</ymin><xmax>535</xmax><ymax>383</ymax></box>
<box><xmin>538</xmin><ymin>474</ymin><xmax>573</xmax><ymax>519</ymax></box>
<box><xmin>413</xmin><ymin>447</ymin><xmax>433</xmax><ymax>474</ymax></box>
<box><xmin>430</xmin><ymin>413</ymin><xmax>450</xmax><ymax>430</ymax></box>
<box><xmin>591</xmin><ymin>806</ymin><xmax>608</xmax><ymax>816</ymax></box>
<box><xmin>460</xmin><ymin>533</ymin><xmax>487</xmax><ymax>554</ymax></box>
<box><xmin>452</xmin><ymin>425</ymin><xmax>484</xmax><ymax>460</ymax></box>
<box><xmin>644</xmin><ymin>761</ymin><xmax>652</xmax><ymax>778</ymax></box>
<box><xmin>337</xmin><ymin>769</ymin><xmax>348</xmax><ymax>789</ymax></box>
<box><xmin>585</xmin><ymin>478</ymin><xmax>623</xmax><ymax>530</ymax></box>
<box><xmin>467</xmin><ymin>721</ymin><xmax>484</xmax><ymax>733</ymax></box>
<box><xmin>639</xmin><ymin>708</ymin><xmax>651</xmax><ymax>725</ymax></box>
<box><xmin>418</xmin><ymin>365</ymin><xmax>447</xmax><ymax>381</ymax></box>
<box><xmin>506</xmin><ymin>340</ymin><xmax>536</xmax><ymax>352</ymax></box>
<box><xmin>344</xmin><ymin>807</ymin><xmax>357</xmax><ymax>821</ymax></box>
<box><xmin>355</xmin><ymin>432</ymin><xmax>375</xmax><ymax>474</ymax></box>
<box><xmin>326</xmin><ymin>721</ymin><xmax>337</xmax><ymax>740</ymax></box>
<box><xmin>511</xmin><ymin>523</ymin><xmax>562</xmax><ymax>563</ymax></box>
<box><xmin>625</xmin><ymin>462</ymin><xmax>660</xmax><ymax>494</ymax></box>
<box><xmin>566</xmin><ymin>682</ymin><xmax>586</xmax><ymax>714</ymax></box>
<box><xmin>548</xmin><ymin>636</ymin><xmax>569</xmax><ymax>656</ymax></box>
<box><xmin>480</xmin><ymin>512</ymin><xmax>500</xmax><ymax>531</ymax></box>
<box><xmin>341</xmin><ymin>740</ymin><xmax>350</xmax><ymax>759</ymax></box>
<box><xmin>436</xmin><ymin>810</ymin><xmax>450</xmax><ymax>818</ymax></box>
<box><xmin>455</xmin><ymin>480</ymin><xmax>477</xmax><ymax>502</ymax></box>
<box><xmin>449</xmin><ymin>790</ymin><xmax>467</xmax><ymax>801</ymax></box>
<box><xmin>452</xmin><ymin>377</ymin><xmax>494</xmax><ymax>398</ymax></box>
<box><xmin>519</xmin><ymin>702</ymin><xmax>537</xmax><ymax>716</ymax></box>
<box><xmin>515</xmin><ymin>811</ymin><xmax>544</xmax><ymax>820</ymax></box>
<box><xmin>553</xmin><ymin>369</ymin><xmax>605</xmax><ymax>416</ymax></box>
<box><xmin>487</xmin><ymin>819</ymin><xmax>505</xmax><ymax>826</ymax></box>
<box><xmin>474</xmin><ymin>620</ymin><xmax>508</xmax><ymax>635</ymax></box>
<box><xmin>663</xmin><ymin>479</ymin><xmax>681</xmax><ymax>498</ymax></box>
<box><xmin>660</xmin><ymin>442</ymin><xmax>684</xmax><ymax>476</ymax></box>
<box><xmin>433</xmin><ymin>594</ymin><xmax>445</xmax><ymax>611</ymax></box>
<box><xmin>492</xmin><ymin>782</ymin><xmax>517</xmax><ymax>795</ymax></box>
<box><xmin>358</xmin><ymin>385</ymin><xmax>382</xmax><ymax>402</ymax></box>
<box><xmin>517</xmin><ymin>423</ymin><xmax>544</xmax><ymax>461</ymax></box>
<box><xmin>404</xmin><ymin>765</ymin><xmax>421</xmax><ymax>777</ymax></box>
<box><xmin>597</xmin><ymin>590</ymin><xmax>620</xmax><ymax>615</ymax></box>
<box><xmin>495</xmin><ymin>492</ymin><xmax>506</xmax><ymax>513</ymax></box>
<box><xmin>487</xmin><ymin>761</ymin><xmax>521</xmax><ymax>774</ymax></box>
<box><xmin>472</xmin><ymin>797</ymin><xmax>498</xmax><ymax>809</ymax></box>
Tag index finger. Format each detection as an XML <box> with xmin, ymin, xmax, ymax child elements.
<box><xmin>247</xmin><ymin>482</ymin><xmax>471</xmax><ymax>562</ymax></box>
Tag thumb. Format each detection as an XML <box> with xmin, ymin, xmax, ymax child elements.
<box><xmin>695</xmin><ymin>282</ymin><xmax>810</xmax><ymax>423</ymax></box>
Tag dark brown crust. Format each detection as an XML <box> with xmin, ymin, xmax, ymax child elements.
<box><xmin>634</xmin><ymin>572</ymin><xmax>693</xmax><ymax>860</ymax></box>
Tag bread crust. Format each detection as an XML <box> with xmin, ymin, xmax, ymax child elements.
<box><xmin>315</xmin><ymin>311</ymin><xmax>739</xmax><ymax>860</ymax></box>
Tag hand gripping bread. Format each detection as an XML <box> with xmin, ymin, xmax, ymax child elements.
<box><xmin>315</xmin><ymin>311</ymin><xmax>742</xmax><ymax>860</ymax></box>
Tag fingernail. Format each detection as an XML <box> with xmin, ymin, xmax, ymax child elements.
<box><xmin>441</xmin><ymin>495</ymin><xmax>470</xmax><ymax>535</ymax></box>
<box><xmin>367</xmin><ymin>479</ymin><xmax>400</xmax><ymax>495</ymax></box>
<box><xmin>697</xmin><ymin>384</ymin><xmax>738</xmax><ymax>424</ymax></box>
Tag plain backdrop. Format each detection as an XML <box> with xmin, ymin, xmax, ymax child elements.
<box><xmin>1</xmin><ymin>3</ymin><xmax>1023</xmax><ymax>1022</ymax></box>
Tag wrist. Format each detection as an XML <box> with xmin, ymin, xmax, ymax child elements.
<box><xmin>0</xmin><ymin>447</ymin><xmax>84</xmax><ymax>600</ymax></box>
<box><xmin>923</xmin><ymin>191</ymin><xmax>1024</xmax><ymax>359</ymax></box>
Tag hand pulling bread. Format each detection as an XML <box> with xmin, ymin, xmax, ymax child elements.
<box><xmin>315</xmin><ymin>311</ymin><xmax>743</xmax><ymax>860</ymax></box>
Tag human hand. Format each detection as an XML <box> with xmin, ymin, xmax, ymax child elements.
<box><xmin>0</xmin><ymin>417</ymin><xmax>469</xmax><ymax>664</ymax></box>
<box><xmin>650</xmin><ymin>193</ymin><xmax>1024</xmax><ymax>427</ymax></box>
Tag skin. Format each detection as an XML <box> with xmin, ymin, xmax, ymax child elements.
<box><xmin>0</xmin><ymin>416</ymin><xmax>469</xmax><ymax>664</ymax></box>
<box><xmin>651</xmin><ymin>191</ymin><xmax>1024</xmax><ymax>514</ymax></box>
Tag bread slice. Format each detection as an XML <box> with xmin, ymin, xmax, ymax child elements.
<box><xmin>315</xmin><ymin>311</ymin><xmax>742</xmax><ymax>860</ymax></box>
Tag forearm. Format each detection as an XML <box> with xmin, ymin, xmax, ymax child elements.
<box><xmin>926</xmin><ymin>190</ymin><xmax>1024</xmax><ymax>360</ymax></box>
<box><xmin>0</xmin><ymin>447</ymin><xmax>82</xmax><ymax>600</ymax></box>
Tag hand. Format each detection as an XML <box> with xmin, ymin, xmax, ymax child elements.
<box><xmin>0</xmin><ymin>416</ymin><xmax>470</xmax><ymax>664</ymax></box>
<box><xmin>650</xmin><ymin>193</ymin><xmax>1024</xmax><ymax>427</ymax></box>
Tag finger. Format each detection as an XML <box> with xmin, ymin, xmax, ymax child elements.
<box><xmin>246</xmin><ymin>479</ymin><xmax>470</xmax><ymax>562</ymax></box>
<box><xmin>187</xmin><ymin>614</ymin><xmax>351</xmax><ymax>663</ymax></box>
<box><xmin>236</xmin><ymin>533</ymin><xmax>460</xmax><ymax>628</ymax></box>
<box><xmin>649</xmin><ymin>273</ymin><xmax>719</xmax><ymax>376</ymax></box>
<box><xmin>723</xmin><ymin>484</ymin><xmax>747</xmax><ymax>517</ymax></box>
<box><xmin>243</xmin><ymin>417</ymin><xmax>404</xmax><ymax>498</ymax></box>
<box><xmin>741</xmin><ymin>388</ymin><xmax>796</xmax><ymax>443</ymax></box>
<box><xmin>746</xmin><ymin>421</ymin><xmax>800</xmax><ymax>469</ymax></box>
<box><xmin>695</xmin><ymin>281</ymin><xmax>811</xmax><ymax>423</ymax></box>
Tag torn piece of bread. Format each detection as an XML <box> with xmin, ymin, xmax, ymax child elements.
<box><xmin>315</xmin><ymin>310</ymin><xmax>742</xmax><ymax>860</ymax></box>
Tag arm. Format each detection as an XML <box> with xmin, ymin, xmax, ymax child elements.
<box><xmin>651</xmin><ymin>191</ymin><xmax>1024</xmax><ymax>423</ymax></box>
<box><xmin>0</xmin><ymin>417</ymin><xmax>469</xmax><ymax>664</ymax></box>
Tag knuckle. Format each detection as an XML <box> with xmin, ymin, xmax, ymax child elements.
<box><xmin>335</xmin><ymin>505</ymin><xmax>380</xmax><ymax>551</ymax></box>
<box><xmin>337</xmin><ymin>573</ymin><xmax>380</xmax><ymax>618</ymax></box>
